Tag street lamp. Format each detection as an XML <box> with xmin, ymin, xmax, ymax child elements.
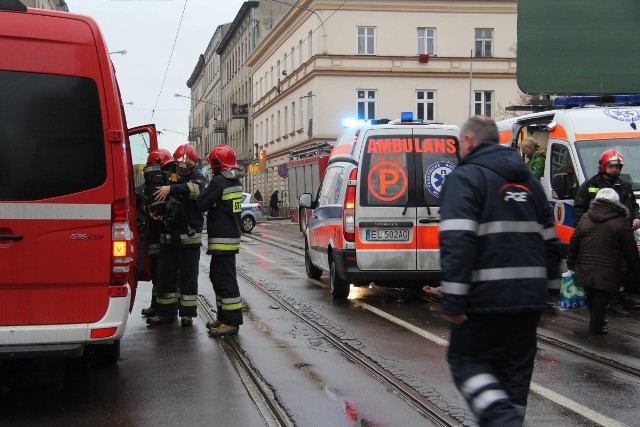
<box><xmin>174</xmin><ymin>93</ymin><xmax>222</xmax><ymax>119</ymax></box>
<box><xmin>109</xmin><ymin>49</ymin><xmax>127</xmax><ymax>55</ymax></box>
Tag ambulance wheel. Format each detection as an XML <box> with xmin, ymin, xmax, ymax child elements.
<box><xmin>305</xmin><ymin>243</ymin><xmax>322</xmax><ymax>279</ymax></box>
<box><xmin>330</xmin><ymin>255</ymin><xmax>350</xmax><ymax>299</ymax></box>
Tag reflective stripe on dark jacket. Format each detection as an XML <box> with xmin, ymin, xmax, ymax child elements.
<box><xmin>567</xmin><ymin>198</ymin><xmax>640</xmax><ymax>292</ymax></box>
<box><xmin>439</xmin><ymin>142</ymin><xmax>561</xmax><ymax>315</ymax></box>
<box><xmin>572</xmin><ymin>173</ymin><xmax>640</xmax><ymax>227</ymax></box>
<box><xmin>197</xmin><ymin>173</ymin><xmax>242</xmax><ymax>254</ymax></box>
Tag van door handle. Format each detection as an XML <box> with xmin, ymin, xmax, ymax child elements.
<box><xmin>418</xmin><ymin>218</ymin><xmax>440</xmax><ymax>224</ymax></box>
<box><xmin>0</xmin><ymin>235</ymin><xmax>23</xmax><ymax>241</ymax></box>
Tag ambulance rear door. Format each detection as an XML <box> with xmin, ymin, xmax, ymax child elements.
<box><xmin>415</xmin><ymin>128</ymin><xmax>459</xmax><ymax>271</ymax></box>
<box><xmin>356</xmin><ymin>127</ymin><xmax>416</xmax><ymax>271</ymax></box>
<box><xmin>355</xmin><ymin>126</ymin><xmax>458</xmax><ymax>273</ymax></box>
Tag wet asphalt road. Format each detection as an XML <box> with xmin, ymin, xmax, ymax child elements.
<box><xmin>2</xmin><ymin>218</ymin><xmax>640</xmax><ymax>426</ymax></box>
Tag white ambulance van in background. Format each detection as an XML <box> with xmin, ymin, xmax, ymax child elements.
<box><xmin>0</xmin><ymin>2</ymin><xmax>157</xmax><ymax>364</ymax></box>
<box><xmin>497</xmin><ymin>95</ymin><xmax>640</xmax><ymax>251</ymax></box>
<box><xmin>299</xmin><ymin>114</ymin><xmax>459</xmax><ymax>299</ymax></box>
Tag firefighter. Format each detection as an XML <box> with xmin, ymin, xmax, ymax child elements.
<box><xmin>197</xmin><ymin>145</ymin><xmax>244</xmax><ymax>336</ymax></box>
<box><xmin>147</xmin><ymin>144</ymin><xmax>205</xmax><ymax>326</ymax></box>
<box><xmin>140</xmin><ymin>148</ymin><xmax>176</xmax><ymax>317</ymax></box>
<box><xmin>573</xmin><ymin>149</ymin><xmax>640</xmax><ymax>316</ymax></box>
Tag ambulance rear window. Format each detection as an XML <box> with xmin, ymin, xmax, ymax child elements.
<box><xmin>360</xmin><ymin>134</ymin><xmax>458</xmax><ymax>207</ymax></box>
<box><xmin>0</xmin><ymin>71</ymin><xmax>106</xmax><ymax>201</ymax></box>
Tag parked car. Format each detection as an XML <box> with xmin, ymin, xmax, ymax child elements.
<box><xmin>241</xmin><ymin>192</ymin><xmax>263</xmax><ymax>233</ymax></box>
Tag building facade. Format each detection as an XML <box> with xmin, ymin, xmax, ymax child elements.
<box><xmin>186</xmin><ymin>24</ymin><xmax>230</xmax><ymax>163</ymax></box>
<box><xmin>214</xmin><ymin>1</ymin><xmax>292</xmax><ymax>169</ymax></box>
<box><xmin>245</xmin><ymin>0</ymin><xmax>519</xmax><ymax>206</ymax></box>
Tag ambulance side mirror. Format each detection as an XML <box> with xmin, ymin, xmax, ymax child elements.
<box><xmin>298</xmin><ymin>193</ymin><xmax>315</xmax><ymax>209</ymax></box>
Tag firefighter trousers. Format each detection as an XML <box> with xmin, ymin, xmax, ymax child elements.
<box><xmin>209</xmin><ymin>254</ymin><xmax>243</xmax><ymax>326</ymax></box>
<box><xmin>447</xmin><ymin>311</ymin><xmax>541</xmax><ymax>427</ymax></box>
<box><xmin>156</xmin><ymin>245</ymin><xmax>201</xmax><ymax>318</ymax></box>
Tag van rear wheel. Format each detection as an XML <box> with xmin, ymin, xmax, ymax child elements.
<box><xmin>330</xmin><ymin>255</ymin><xmax>350</xmax><ymax>299</ymax></box>
<box><xmin>305</xmin><ymin>243</ymin><xmax>322</xmax><ymax>279</ymax></box>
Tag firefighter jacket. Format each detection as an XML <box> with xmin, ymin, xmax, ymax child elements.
<box><xmin>196</xmin><ymin>172</ymin><xmax>242</xmax><ymax>255</ymax></box>
<box><xmin>439</xmin><ymin>142</ymin><xmax>562</xmax><ymax>315</ymax></box>
<box><xmin>160</xmin><ymin>169</ymin><xmax>205</xmax><ymax>246</ymax></box>
<box><xmin>572</xmin><ymin>173</ymin><xmax>640</xmax><ymax>227</ymax></box>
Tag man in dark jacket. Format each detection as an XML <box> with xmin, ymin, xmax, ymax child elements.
<box><xmin>567</xmin><ymin>188</ymin><xmax>640</xmax><ymax>335</ymax></box>
<box><xmin>572</xmin><ymin>149</ymin><xmax>640</xmax><ymax>316</ymax></box>
<box><xmin>439</xmin><ymin>115</ymin><xmax>561</xmax><ymax>427</ymax></box>
<box><xmin>197</xmin><ymin>145</ymin><xmax>244</xmax><ymax>337</ymax></box>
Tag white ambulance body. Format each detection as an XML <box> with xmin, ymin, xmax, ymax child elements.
<box><xmin>497</xmin><ymin>96</ymin><xmax>640</xmax><ymax>248</ymax></box>
<box><xmin>299</xmin><ymin>115</ymin><xmax>459</xmax><ymax>298</ymax></box>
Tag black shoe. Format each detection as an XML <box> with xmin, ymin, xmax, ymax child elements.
<box><xmin>589</xmin><ymin>329</ymin><xmax>608</xmax><ymax>336</ymax></box>
<box><xmin>606</xmin><ymin>303</ymin><xmax>630</xmax><ymax>317</ymax></box>
<box><xmin>141</xmin><ymin>306</ymin><xmax>157</xmax><ymax>317</ymax></box>
<box><xmin>146</xmin><ymin>315</ymin><xmax>176</xmax><ymax>325</ymax></box>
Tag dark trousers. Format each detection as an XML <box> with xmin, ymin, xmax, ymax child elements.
<box><xmin>156</xmin><ymin>245</ymin><xmax>201</xmax><ymax>317</ymax></box>
<box><xmin>447</xmin><ymin>311</ymin><xmax>541</xmax><ymax>427</ymax></box>
<box><xmin>209</xmin><ymin>254</ymin><xmax>243</xmax><ymax>326</ymax></box>
<box><xmin>585</xmin><ymin>288</ymin><xmax>610</xmax><ymax>334</ymax></box>
<box><xmin>149</xmin><ymin>255</ymin><xmax>159</xmax><ymax>308</ymax></box>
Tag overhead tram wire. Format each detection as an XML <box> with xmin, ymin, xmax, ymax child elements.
<box><xmin>150</xmin><ymin>0</ymin><xmax>189</xmax><ymax>122</ymax></box>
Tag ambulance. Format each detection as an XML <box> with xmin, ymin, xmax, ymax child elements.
<box><xmin>298</xmin><ymin>114</ymin><xmax>459</xmax><ymax>298</ymax></box>
<box><xmin>497</xmin><ymin>95</ymin><xmax>640</xmax><ymax>249</ymax></box>
<box><xmin>0</xmin><ymin>2</ymin><xmax>156</xmax><ymax>363</ymax></box>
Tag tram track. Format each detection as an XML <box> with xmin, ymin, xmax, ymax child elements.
<box><xmin>234</xmin><ymin>267</ymin><xmax>463</xmax><ymax>427</ymax></box>
<box><xmin>197</xmin><ymin>295</ymin><xmax>295</xmax><ymax>427</ymax></box>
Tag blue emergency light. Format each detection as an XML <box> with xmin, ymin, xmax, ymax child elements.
<box><xmin>401</xmin><ymin>111</ymin><xmax>414</xmax><ymax>122</ymax></box>
<box><xmin>553</xmin><ymin>94</ymin><xmax>640</xmax><ymax>108</ymax></box>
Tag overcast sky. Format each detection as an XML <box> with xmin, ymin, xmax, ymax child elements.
<box><xmin>65</xmin><ymin>0</ymin><xmax>247</xmax><ymax>153</ymax></box>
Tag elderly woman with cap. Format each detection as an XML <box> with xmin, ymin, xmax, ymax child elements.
<box><xmin>566</xmin><ymin>188</ymin><xmax>640</xmax><ymax>335</ymax></box>
<box><xmin>521</xmin><ymin>137</ymin><xmax>546</xmax><ymax>179</ymax></box>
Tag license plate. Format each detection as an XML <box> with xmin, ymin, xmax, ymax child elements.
<box><xmin>365</xmin><ymin>229</ymin><xmax>410</xmax><ymax>241</ymax></box>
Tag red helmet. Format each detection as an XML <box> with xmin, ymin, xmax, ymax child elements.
<box><xmin>146</xmin><ymin>148</ymin><xmax>173</xmax><ymax>168</ymax></box>
<box><xmin>598</xmin><ymin>149</ymin><xmax>624</xmax><ymax>172</ymax></box>
<box><xmin>206</xmin><ymin>145</ymin><xmax>237</xmax><ymax>172</ymax></box>
<box><xmin>173</xmin><ymin>144</ymin><xmax>198</xmax><ymax>168</ymax></box>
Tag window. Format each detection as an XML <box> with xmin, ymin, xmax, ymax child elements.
<box><xmin>357</xmin><ymin>27</ymin><xmax>375</xmax><ymax>55</ymax></box>
<box><xmin>291</xmin><ymin>102</ymin><xmax>296</xmax><ymax>133</ymax></box>
<box><xmin>474</xmin><ymin>91</ymin><xmax>493</xmax><ymax>117</ymax></box>
<box><xmin>357</xmin><ymin>90</ymin><xmax>377</xmax><ymax>120</ymax></box>
<box><xmin>475</xmin><ymin>28</ymin><xmax>493</xmax><ymax>57</ymax></box>
<box><xmin>317</xmin><ymin>166</ymin><xmax>345</xmax><ymax>206</ymax></box>
<box><xmin>417</xmin><ymin>27</ymin><xmax>435</xmax><ymax>55</ymax></box>
<box><xmin>550</xmin><ymin>144</ymin><xmax>578</xmax><ymax>200</ymax></box>
<box><xmin>0</xmin><ymin>71</ymin><xmax>105</xmax><ymax>200</ymax></box>
<box><xmin>416</xmin><ymin>90</ymin><xmax>436</xmax><ymax>121</ymax></box>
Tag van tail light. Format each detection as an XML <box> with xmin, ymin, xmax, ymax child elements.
<box><xmin>343</xmin><ymin>168</ymin><xmax>358</xmax><ymax>242</ymax></box>
<box><xmin>111</xmin><ymin>198</ymin><xmax>132</xmax><ymax>287</ymax></box>
<box><xmin>257</xmin><ymin>201</ymin><xmax>263</xmax><ymax>211</ymax></box>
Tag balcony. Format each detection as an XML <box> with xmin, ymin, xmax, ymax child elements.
<box><xmin>213</xmin><ymin>120</ymin><xmax>227</xmax><ymax>134</ymax></box>
<box><xmin>188</xmin><ymin>127</ymin><xmax>201</xmax><ymax>141</ymax></box>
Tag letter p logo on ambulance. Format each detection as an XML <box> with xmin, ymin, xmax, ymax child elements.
<box><xmin>368</xmin><ymin>161</ymin><xmax>408</xmax><ymax>202</ymax></box>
